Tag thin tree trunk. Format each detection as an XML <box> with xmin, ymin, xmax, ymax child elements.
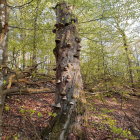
<box><xmin>22</xmin><ymin>47</ymin><xmax>25</xmax><ymax>70</ymax></box>
<box><xmin>32</xmin><ymin>0</ymin><xmax>40</xmax><ymax>66</ymax></box>
<box><xmin>122</xmin><ymin>32</ymin><xmax>134</xmax><ymax>88</ymax></box>
<box><xmin>99</xmin><ymin>21</ymin><xmax>107</xmax><ymax>90</ymax></box>
<box><xmin>44</xmin><ymin>2</ymin><xmax>86</xmax><ymax>140</ymax></box>
<box><xmin>19</xmin><ymin>10</ymin><xmax>26</xmax><ymax>70</ymax></box>
<box><xmin>20</xmin><ymin>34</ymin><xmax>26</xmax><ymax>70</ymax></box>
<box><xmin>116</xmin><ymin>22</ymin><xmax>134</xmax><ymax>88</ymax></box>
<box><xmin>134</xmin><ymin>44</ymin><xmax>140</xmax><ymax>81</ymax></box>
<box><xmin>0</xmin><ymin>0</ymin><xmax>8</xmax><ymax>139</ymax></box>
<box><xmin>12</xmin><ymin>47</ymin><xmax>16</xmax><ymax>68</ymax></box>
<box><xmin>2</xmin><ymin>34</ymin><xmax>8</xmax><ymax>67</ymax></box>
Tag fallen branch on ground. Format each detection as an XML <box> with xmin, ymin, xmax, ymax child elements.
<box><xmin>3</xmin><ymin>87</ymin><xmax>55</xmax><ymax>95</ymax></box>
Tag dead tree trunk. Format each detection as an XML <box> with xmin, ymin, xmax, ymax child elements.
<box><xmin>0</xmin><ymin>0</ymin><xmax>8</xmax><ymax>139</ymax></box>
<box><xmin>44</xmin><ymin>2</ymin><xmax>86</xmax><ymax>140</ymax></box>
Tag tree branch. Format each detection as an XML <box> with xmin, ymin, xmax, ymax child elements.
<box><xmin>7</xmin><ymin>0</ymin><xmax>34</xmax><ymax>9</ymax></box>
<box><xmin>9</xmin><ymin>25</ymin><xmax>52</xmax><ymax>31</ymax></box>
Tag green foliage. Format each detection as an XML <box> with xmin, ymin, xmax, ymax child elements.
<box><xmin>100</xmin><ymin>108</ymin><xmax>114</xmax><ymax>114</ymax></box>
<box><xmin>4</xmin><ymin>105</ymin><xmax>10</xmax><ymax>111</ymax></box>
<box><xmin>96</xmin><ymin>113</ymin><xmax>137</xmax><ymax>139</ymax></box>
<box><xmin>86</xmin><ymin>94</ymin><xmax>138</xmax><ymax>139</ymax></box>
<box><xmin>13</xmin><ymin>135</ymin><xmax>18</xmax><ymax>140</ymax></box>
<box><xmin>37</xmin><ymin>112</ymin><xmax>43</xmax><ymax>117</ymax></box>
<box><xmin>3</xmin><ymin>80</ymin><xmax>7</xmax><ymax>85</ymax></box>
<box><xmin>19</xmin><ymin>108</ymin><xmax>26</xmax><ymax>114</ymax></box>
<box><xmin>48</xmin><ymin>112</ymin><xmax>57</xmax><ymax>117</ymax></box>
<box><xmin>19</xmin><ymin>106</ymin><xmax>45</xmax><ymax>117</ymax></box>
<box><xmin>8</xmin><ymin>0</ymin><xmax>140</xmax><ymax>88</ymax></box>
<box><xmin>27</xmin><ymin>109</ymin><xmax>36</xmax><ymax>116</ymax></box>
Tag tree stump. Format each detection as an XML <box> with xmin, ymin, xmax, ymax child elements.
<box><xmin>44</xmin><ymin>2</ymin><xmax>86</xmax><ymax>140</ymax></box>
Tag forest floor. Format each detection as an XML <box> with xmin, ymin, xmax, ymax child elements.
<box><xmin>2</xmin><ymin>77</ymin><xmax>140</xmax><ymax>140</ymax></box>
<box><xmin>84</xmin><ymin>91</ymin><xmax>140</xmax><ymax>140</ymax></box>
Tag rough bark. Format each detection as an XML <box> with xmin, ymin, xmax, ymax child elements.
<box><xmin>0</xmin><ymin>0</ymin><xmax>8</xmax><ymax>139</ymax></box>
<box><xmin>44</xmin><ymin>2</ymin><xmax>86</xmax><ymax>140</ymax></box>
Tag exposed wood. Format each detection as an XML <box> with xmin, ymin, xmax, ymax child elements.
<box><xmin>4</xmin><ymin>65</ymin><xmax>39</xmax><ymax>89</ymax></box>
<box><xmin>59</xmin><ymin>104</ymin><xmax>75</xmax><ymax>140</ymax></box>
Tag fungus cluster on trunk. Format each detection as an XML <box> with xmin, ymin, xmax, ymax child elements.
<box><xmin>44</xmin><ymin>2</ymin><xmax>86</xmax><ymax>140</ymax></box>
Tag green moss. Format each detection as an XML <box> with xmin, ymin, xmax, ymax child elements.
<box><xmin>48</xmin><ymin>115</ymin><xmax>67</xmax><ymax>140</ymax></box>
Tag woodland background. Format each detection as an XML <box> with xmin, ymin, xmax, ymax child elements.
<box><xmin>8</xmin><ymin>0</ymin><xmax>140</xmax><ymax>88</ymax></box>
<box><xmin>0</xmin><ymin>0</ymin><xmax>140</xmax><ymax>140</ymax></box>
